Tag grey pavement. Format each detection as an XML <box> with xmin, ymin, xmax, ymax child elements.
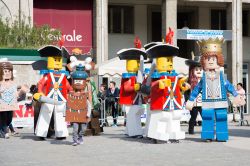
<box><xmin>0</xmin><ymin>123</ymin><xmax>250</xmax><ymax>166</ymax></box>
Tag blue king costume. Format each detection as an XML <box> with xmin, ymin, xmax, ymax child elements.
<box><xmin>187</xmin><ymin>38</ymin><xmax>239</xmax><ymax>141</ymax></box>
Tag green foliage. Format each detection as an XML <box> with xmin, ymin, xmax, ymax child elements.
<box><xmin>0</xmin><ymin>15</ymin><xmax>61</xmax><ymax>48</ymax></box>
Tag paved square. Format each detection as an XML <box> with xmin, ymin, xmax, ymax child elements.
<box><xmin>0</xmin><ymin>123</ymin><xmax>249</xmax><ymax>166</ymax></box>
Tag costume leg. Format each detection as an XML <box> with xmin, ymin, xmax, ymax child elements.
<box><xmin>168</xmin><ymin>110</ymin><xmax>185</xmax><ymax>140</ymax></box>
<box><xmin>78</xmin><ymin>123</ymin><xmax>87</xmax><ymax>140</ymax></box>
<box><xmin>215</xmin><ymin>108</ymin><xmax>228</xmax><ymax>141</ymax></box>
<box><xmin>72</xmin><ymin>123</ymin><xmax>79</xmax><ymax>143</ymax></box>
<box><xmin>188</xmin><ymin>107</ymin><xmax>199</xmax><ymax>134</ymax></box>
<box><xmin>54</xmin><ymin>104</ymin><xmax>68</xmax><ymax>138</ymax></box>
<box><xmin>35</xmin><ymin>103</ymin><xmax>53</xmax><ymax>137</ymax></box>
<box><xmin>126</xmin><ymin>105</ymin><xmax>143</xmax><ymax>137</ymax></box>
<box><xmin>148</xmin><ymin>111</ymin><xmax>170</xmax><ymax>141</ymax></box>
<box><xmin>201</xmin><ymin>109</ymin><xmax>215</xmax><ymax>140</ymax></box>
<box><xmin>124</xmin><ymin>105</ymin><xmax>130</xmax><ymax>135</ymax></box>
<box><xmin>144</xmin><ymin>104</ymin><xmax>151</xmax><ymax>137</ymax></box>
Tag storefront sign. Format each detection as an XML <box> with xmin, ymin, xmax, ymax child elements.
<box><xmin>34</xmin><ymin>0</ymin><xmax>93</xmax><ymax>53</ymax></box>
<box><xmin>186</xmin><ymin>29</ymin><xmax>224</xmax><ymax>40</ymax></box>
<box><xmin>177</xmin><ymin>29</ymin><xmax>232</xmax><ymax>40</ymax></box>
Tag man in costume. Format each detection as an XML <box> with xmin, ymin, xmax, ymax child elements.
<box><xmin>0</xmin><ymin>58</ymin><xmax>29</xmax><ymax>138</ymax></box>
<box><xmin>185</xmin><ymin>53</ymin><xmax>203</xmax><ymax>134</ymax></box>
<box><xmin>146</xmin><ymin>29</ymin><xmax>189</xmax><ymax>143</ymax></box>
<box><xmin>117</xmin><ymin>37</ymin><xmax>147</xmax><ymax>137</ymax></box>
<box><xmin>34</xmin><ymin>45</ymin><xmax>72</xmax><ymax>140</ymax></box>
<box><xmin>67</xmin><ymin>48</ymin><xmax>102</xmax><ymax>135</ymax></box>
<box><xmin>186</xmin><ymin>38</ymin><xmax>244</xmax><ymax>142</ymax></box>
<box><xmin>66</xmin><ymin>64</ymin><xmax>91</xmax><ymax>146</ymax></box>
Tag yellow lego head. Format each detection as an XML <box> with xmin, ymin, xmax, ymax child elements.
<box><xmin>156</xmin><ymin>56</ymin><xmax>173</xmax><ymax>72</ymax></box>
<box><xmin>47</xmin><ymin>56</ymin><xmax>63</xmax><ymax>70</ymax></box>
<box><xmin>126</xmin><ymin>60</ymin><xmax>139</xmax><ymax>73</ymax></box>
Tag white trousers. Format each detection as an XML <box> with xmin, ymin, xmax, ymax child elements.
<box><xmin>147</xmin><ymin>110</ymin><xmax>185</xmax><ymax>141</ymax></box>
<box><xmin>124</xmin><ymin>105</ymin><xmax>144</xmax><ymax>136</ymax></box>
<box><xmin>144</xmin><ymin>104</ymin><xmax>151</xmax><ymax>137</ymax></box>
<box><xmin>35</xmin><ymin>103</ymin><xmax>68</xmax><ymax>138</ymax></box>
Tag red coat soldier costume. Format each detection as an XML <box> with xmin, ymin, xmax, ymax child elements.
<box><xmin>34</xmin><ymin>45</ymin><xmax>72</xmax><ymax>139</ymax></box>
<box><xmin>118</xmin><ymin>37</ymin><xmax>147</xmax><ymax>137</ymax></box>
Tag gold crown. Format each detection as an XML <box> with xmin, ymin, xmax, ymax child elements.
<box><xmin>197</xmin><ymin>38</ymin><xmax>224</xmax><ymax>54</ymax></box>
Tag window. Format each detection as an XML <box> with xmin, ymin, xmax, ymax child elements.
<box><xmin>108</xmin><ymin>6</ymin><xmax>134</xmax><ymax>34</ymax></box>
<box><xmin>211</xmin><ymin>10</ymin><xmax>227</xmax><ymax>30</ymax></box>
<box><xmin>243</xmin><ymin>10</ymin><xmax>250</xmax><ymax>37</ymax></box>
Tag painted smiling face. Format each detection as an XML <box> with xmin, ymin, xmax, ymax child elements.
<box><xmin>204</xmin><ymin>56</ymin><xmax>220</xmax><ymax>70</ymax></box>
<box><xmin>72</xmin><ymin>79</ymin><xmax>87</xmax><ymax>91</ymax></box>
<box><xmin>194</xmin><ymin>66</ymin><xmax>203</xmax><ymax>78</ymax></box>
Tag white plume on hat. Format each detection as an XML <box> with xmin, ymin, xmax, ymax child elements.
<box><xmin>69</xmin><ymin>56</ymin><xmax>93</xmax><ymax>71</ymax></box>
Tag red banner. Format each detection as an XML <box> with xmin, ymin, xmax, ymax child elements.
<box><xmin>34</xmin><ymin>0</ymin><xmax>93</xmax><ymax>53</ymax></box>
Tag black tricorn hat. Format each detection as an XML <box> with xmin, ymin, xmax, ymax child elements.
<box><xmin>144</xmin><ymin>42</ymin><xmax>162</xmax><ymax>50</ymax></box>
<box><xmin>185</xmin><ymin>52</ymin><xmax>201</xmax><ymax>67</ymax></box>
<box><xmin>38</xmin><ymin>45</ymin><xmax>69</xmax><ymax>58</ymax></box>
<box><xmin>146</xmin><ymin>43</ymin><xmax>179</xmax><ymax>59</ymax></box>
<box><xmin>117</xmin><ymin>48</ymin><xmax>147</xmax><ymax>60</ymax></box>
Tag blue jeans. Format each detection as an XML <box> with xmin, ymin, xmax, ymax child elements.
<box><xmin>72</xmin><ymin>123</ymin><xmax>87</xmax><ymax>143</ymax></box>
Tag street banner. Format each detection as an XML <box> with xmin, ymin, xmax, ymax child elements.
<box><xmin>12</xmin><ymin>101</ymin><xmax>34</xmax><ymax>128</ymax></box>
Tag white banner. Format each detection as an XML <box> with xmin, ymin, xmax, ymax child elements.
<box><xmin>186</xmin><ymin>29</ymin><xmax>224</xmax><ymax>40</ymax></box>
<box><xmin>12</xmin><ymin>101</ymin><xmax>34</xmax><ymax>128</ymax></box>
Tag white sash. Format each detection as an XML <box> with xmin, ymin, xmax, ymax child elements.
<box><xmin>47</xmin><ymin>73</ymin><xmax>66</xmax><ymax>102</ymax></box>
<box><xmin>163</xmin><ymin>76</ymin><xmax>182</xmax><ymax>110</ymax></box>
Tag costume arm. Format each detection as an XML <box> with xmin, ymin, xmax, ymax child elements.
<box><xmin>37</xmin><ymin>74</ymin><xmax>48</xmax><ymax>94</ymax></box>
<box><xmin>224</xmin><ymin>80</ymin><xmax>238</xmax><ymax>97</ymax></box>
<box><xmin>65</xmin><ymin>79</ymin><xmax>73</xmax><ymax>92</ymax></box>
<box><xmin>87</xmin><ymin>82</ymin><xmax>93</xmax><ymax>109</ymax></box>
<box><xmin>189</xmin><ymin>80</ymin><xmax>202</xmax><ymax>101</ymax></box>
<box><xmin>123</xmin><ymin>79</ymin><xmax>135</xmax><ymax>93</ymax></box>
<box><xmin>87</xmin><ymin>99</ymin><xmax>92</xmax><ymax>117</ymax></box>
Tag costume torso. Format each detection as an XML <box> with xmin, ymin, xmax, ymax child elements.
<box><xmin>0</xmin><ymin>81</ymin><xmax>18</xmax><ymax>111</ymax></box>
<box><xmin>38</xmin><ymin>70</ymin><xmax>71</xmax><ymax>101</ymax></box>
<box><xmin>150</xmin><ymin>71</ymin><xmax>183</xmax><ymax>111</ymax></box>
<box><xmin>202</xmin><ymin>71</ymin><xmax>228</xmax><ymax>108</ymax></box>
<box><xmin>119</xmin><ymin>73</ymin><xmax>137</xmax><ymax>105</ymax></box>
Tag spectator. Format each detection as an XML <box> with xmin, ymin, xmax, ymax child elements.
<box><xmin>106</xmin><ymin>81</ymin><xmax>119</xmax><ymax>126</ymax></box>
<box><xmin>236</xmin><ymin>83</ymin><xmax>246</xmax><ymax>101</ymax></box>
<box><xmin>236</xmin><ymin>83</ymin><xmax>246</xmax><ymax>120</ymax></box>
<box><xmin>97</xmin><ymin>84</ymin><xmax>107</xmax><ymax>100</ymax></box>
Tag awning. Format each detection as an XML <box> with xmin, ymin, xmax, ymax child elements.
<box><xmin>92</xmin><ymin>56</ymin><xmax>189</xmax><ymax>77</ymax></box>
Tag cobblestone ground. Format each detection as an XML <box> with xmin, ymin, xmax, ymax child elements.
<box><xmin>0</xmin><ymin>122</ymin><xmax>249</xmax><ymax>166</ymax></box>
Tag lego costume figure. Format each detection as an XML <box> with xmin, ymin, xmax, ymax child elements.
<box><xmin>118</xmin><ymin>37</ymin><xmax>147</xmax><ymax>137</ymax></box>
<box><xmin>186</xmin><ymin>38</ymin><xmax>244</xmax><ymax>141</ymax></box>
<box><xmin>145</xmin><ymin>30</ymin><xmax>189</xmax><ymax>142</ymax></box>
<box><xmin>67</xmin><ymin>48</ymin><xmax>102</xmax><ymax>135</ymax></box>
<box><xmin>66</xmin><ymin>64</ymin><xmax>91</xmax><ymax>146</ymax></box>
<box><xmin>34</xmin><ymin>45</ymin><xmax>72</xmax><ymax>139</ymax></box>
<box><xmin>185</xmin><ymin>53</ymin><xmax>203</xmax><ymax>134</ymax></box>
<box><xmin>0</xmin><ymin>58</ymin><xmax>28</xmax><ymax>138</ymax></box>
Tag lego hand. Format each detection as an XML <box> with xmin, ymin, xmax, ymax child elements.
<box><xmin>179</xmin><ymin>77</ymin><xmax>190</xmax><ymax>91</ymax></box>
<box><xmin>159</xmin><ymin>79</ymin><xmax>171</xmax><ymax>89</ymax></box>
<box><xmin>33</xmin><ymin>93</ymin><xmax>44</xmax><ymax>101</ymax></box>
<box><xmin>54</xmin><ymin>82</ymin><xmax>59</xmax><ymax>90</ymax></box>
<box><xmin>164</xmin><ymin>78</ymin><xmax>171</xmax><ymax>87</ymax></box>
<box><xmin>134</xmin><ymin>83</ymin><xmax>141</xmax><ymax>91</ymax></box>
<box><xmin>185</xmin><ymin>100</ymin><xmax>194</xmax><ymax>110</ymax></box>
<box><xmin>232</xmin><ymin>95</ymin><xmax>246</xmax><ymax>107</ymax></box>
<box><xmin>159</xmin><ymin>80</ymin><xmax>165</xmax><ymax>89</ymax></box>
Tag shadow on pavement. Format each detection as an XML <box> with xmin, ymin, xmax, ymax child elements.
<box><xmin>229</xmin><ymin>128</ymin><xmax>250</xmax><ymax>138</ymax></box>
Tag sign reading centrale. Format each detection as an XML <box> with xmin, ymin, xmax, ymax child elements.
<box><xmin>48</xmin><ymin>30</ymin><xmax>83</xmax><ymax>42</ymax></box>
